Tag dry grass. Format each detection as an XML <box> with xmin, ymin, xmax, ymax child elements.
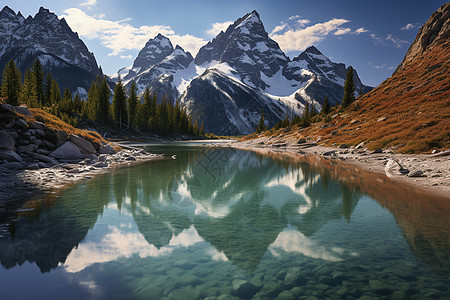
<box><xmin>272</xmin><ymin>41</ymin><xmax>450</xmax><ymax>154</ymax></box>
<box><xmin>20</xmin><ymin>108</ymin><xmax>107</xmax><ymax>147</ymax></box>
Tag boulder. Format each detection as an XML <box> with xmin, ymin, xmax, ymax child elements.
<box><xmin>70</xmin><ymin>134</ymin><xmax>96</xmax><ymax>154</ymax></box>
<box><xmin>41</xmin><ymin>140</ymin><xmax>56</xmax><ymax>150</ymax></box>
<box><xmin>385</xmin><ymin>159</ymin><xmax>409</xmax><ymax>177</ymax></box>
<box><xmin>56</xmin><ymin>130</ymin><xmax>68</xmax><ymax>146</ymax></box>
<box><xmin>372</xmin><ymin>148</ymin><xmax>383</xmax><ymax>154</ymax></box>
<box><xmin>15</xmin><ymin>105</ymin><xmax>31</xmax><ymax>116</ymax></box>
<box><xmin>408</xmin><ymin>170</ymin><xmax>425</xmax><ymax>177</ymax></box>
<box><xmin>99</xmin><ymin>144</ymin><xmax>116</xmax><ymax>155</ymax></box>
<box><xmin>50</xmin><ymin>141</ymin><xmax>84</xmax><ymax>160</ymax></box>
<box><xmin>0</xmin><ymin>149</ymin><xmax>23</xmax><ymax>162</ymax></box>
<box><xmin>4</xmin><ymin>119</ymin><xmax>15</xmax><ymax>129</ymax></box>
<box><xmin>35</xmin><ymin>129</ymin><xmax>46</xmax><ymax>138</ymax></box>
<box><xmin>15</xmin><ymin>118</ymin><xmax>28</xmax><ymax>130</ymax></box>
<box><xmin>31</xmin><ymin>153</ymin><xmax>58</xmax><ymax>165</ymax></box>
<box><xmin>0</xmin><ymin>130</ymin><xmax>15</xmax><ymax>150</ymax></box>
<box><xmin>17</xmin><ymin>144</ymin><xmax>37</xmax><ymax>154</ymax></box>
<box><xmin>232</xmin><ymin>280</ymin><xmax>258</xmax><ymax>299</ymax></box>
<box><xmin>31</xmin><ymin>121</ymin><xmax>46</xmax><ymax>131</ymax></box>
<box><xmin>2</xmin><ymin>162</ymin><xmax>23</xmax><ymax>169</ymax></box>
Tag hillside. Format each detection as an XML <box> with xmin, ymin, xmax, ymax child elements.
<box><xmin>252</xmin><ymin>2</ymin><xmax>449</xmax><ymax>153</ymax></box>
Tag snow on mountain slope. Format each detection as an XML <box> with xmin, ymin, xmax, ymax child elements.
<box><xmin>114</xmin><ymin>10</ymin><xmax>372</xmax><ymax>134</ymax></box>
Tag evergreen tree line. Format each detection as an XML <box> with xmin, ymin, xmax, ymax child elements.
<box><xmin>1</xmin><ymin>58</ymin><xmax>203</xmax><ymax>136</ymax></box>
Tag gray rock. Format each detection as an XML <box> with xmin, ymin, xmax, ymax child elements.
<box><xmin>355</xmin><ymin>142</ymin><xmax>365</xmax><ymax>149</ymax></box>
<box><xmin>70</xmin><ymin>134</ymin><xmax>96</xmax><ymax>154</ymax></box>
<box><xmin>0</xmin><ymin>130</ymin><xmax>16</xmax><ymax>150</ymax></box>
<box><xmin>31</xmin><ymin>152</ymin><xmax>58</xmax><ymax>164</ymax></box>
<box><xmin>36</xmin><ymin>149</ymin><xmax>51</xmax><ymax>156</ymax></box>
<box><xmin>9</xmin><ymin>131</ymin><xmax>19</xmax><ymax>139</ymax></box>
<box><xmin>17</xmin><ymin>144</ymin><xmax>37</xmax><ymax>154</ymax></box>
<box><xmin>41</xmin><ymin>140</ymin><xmax>56</xmax><ymax>150</ymax></box>
<box><xmin>28</xmin><ymin>163</ymin><xmax>40</xmax><ymax>170</ymax></box>
<box><xmin>2</xmin><ymin>162</ymin><xmax>23</xmax><ymax>169</ymax></box>
<box><xmin>4</xmin><ymin>119</ymin><xmax>15</xmax><ymax>129</ymax></box>
<box><xmin>277</xmin><ymin>290</ymin><xmax>296</xmax><ymax>300</ymax></box>
<box><xmin>408</xmin><ymin>170</ymin><xmax>425</xmax><ymax>177</ymax></box>
<box><xmin>125</xmin><ymin>156</ymin><xmax>137</xmax><ymax>161</ymax></box>
<box><xmin>284</xmin><ymin>267</ymin><xmax>306</xmax><ymax>284</ymax></box>
<box><xmin>372</xmin><ymin>148</ymin><xmax>383</xmax><ymax>154</ymax></box>
<box><xmin>322</xmin><ymin>150</ymin><xmax>336</xmax><ymax>156</ymax></box>
<box><xmin>385</xmin><ymin>159</ymin><xmax>409</xmax><ymax>177</ymax></box>
<box><xmin>338</xmin><ymin>144</ymin><xmax>349</xmax><ymax>149</ymax></box>
<box><xmin>35</xmin><ymin>129</ymin><xmax>46</xmax><ymax>137</ymax></box>
<box><xmin>15</xmin><ymin>118</ymin><xmax>28</xmax><ymax>130</ymax></box>
<box><xmin>56</xmin><ymin>130</ymin><xmax>69</xmax><ymax>146</ymax></box>
<box><xmin>14</xmin><ymin>105</ymin><xmax>31</xmax><ymax>116</ymax></box>
<box><xmin>0</xmin><ymin>149</ymin><xmax>23</xmax><ymax>162</ymax></box>
<box><xmin>297</xmin><ymin>138</ymin><xmax>307</xmax><ymax>144</ymax></box>
<box><xmin>232</xmin><ymin>279</ymin><xmax>258</xmax><ymax>299</ymax></box>
<box><xmin>50</xmin><ymin>141</ymin><xmax>84</xmax><ymax>160</ymax></box>
<box><xmin>369</xmin><ymin>280</ymin><xmax>393</xmax><ymax>295</ymax></box>
<box><xmin>31</xmin><ymin>121</ymin><xmax>46</xmax><ymax>130</ymax></box>
<box><xmin>99</xmin><ymin>144</ymin><xmax>116</xmax><ymax>155</ymax></box>
<box><xmin>94</xmin><ymin>162</ymin><xmax>108</xmax><ymax>168</ymax></box>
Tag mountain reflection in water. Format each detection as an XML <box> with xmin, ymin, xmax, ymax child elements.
<box><xmin>0</xmin><ymin>146</ymin><xmax>448</xmax><ymax>278</ymax></box>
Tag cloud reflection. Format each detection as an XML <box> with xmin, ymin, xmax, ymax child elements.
<box><xmin>269</xmin><ymin>226</ymin><xmax>343</xmax><ymax>262</ymax></box>
<box><xmin>63</xmin><ymin>225</ymin><xmax>204</xmax><ymax>273</ymax></box>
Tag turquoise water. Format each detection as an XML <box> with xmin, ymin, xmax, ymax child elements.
<box><xmin>0</xmin><ymin>145</ymin><xmax>449</xmax><ymax>299</ymax></box>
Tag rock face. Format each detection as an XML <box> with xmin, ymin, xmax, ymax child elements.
<box><xmin>0</xmin><ymin>6</ymin><xmax>102</xmax><ymax>96</ymax></box>
<box><xmin>113</xmin><ymin>10</ymin><xmax>371</xmax><ymax>135</ymax></box>
<box><xmin>395</xmin><ymin>3</ymin><xmax>450</xmax><ymax>73</ymax></box>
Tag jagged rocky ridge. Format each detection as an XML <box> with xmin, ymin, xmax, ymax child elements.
<box><xmin>117</xmin><ymin>10</ymin><xmax>371</xmax><ymax>135</ymax></box>
<box><xmin>0</xmin><ymin>6</ymin><xmax>102</xmax><ymax>97</ymax></box>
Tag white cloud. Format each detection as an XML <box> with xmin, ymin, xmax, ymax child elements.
<box><xmin>80</xmin><ymin>0</ymin><xmax>96</xmax><ymax>7</ymax></box>
<box><xmin>289</xmin><ymin>15</ymin><xmax>300</xmax><ymax>20</ymax></box>
<box><xmin>386</xmin><ymin>34</ymin><xmax>408</xmax><ymax>48</ymax></box>
<box><xmin>334</xmin><ymin>28</ymin><xmax>351</xmax><ymax>35</ymax></box>
<box><xmin>401</xmin><ymin>23</ymin><xmax>420</xmax><ymax>31</ymax></box>
<box><xmin>297</xmin><ymin>19</ymin><xmax>311</xmax><ymax>26</ymax></box>
<box><xmin>354</xmin><ymin>27</ymin><xmax>368</xmax><ymax>34</ymax></box>
<box><xmin>61</xmin><ymin>8</ymin><xmax>206</xmax><ymax>56</ymax></box>
<box><xmin>120</xmin><ymin>55</ymin><xmax>132</xmax><ymax>59</ymax></box>
<box><xmin>270</xmin><ymin>23</ymin><xmax>288</xmax><ymax>35</ymax></box>
<box><xmin>270</xmin><ymin>18</ymin><xmax>350</xmax><ymax>52</ymax></box>
<box><xmin>206</xmin><ymin>21</ymin><xmax>233</xmax><ymax>37</ymax></box>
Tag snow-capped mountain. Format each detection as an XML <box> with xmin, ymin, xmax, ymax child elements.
<box><xmin>115</xmin><ymin>34</ymin><xmax>195</xmax><ymax>102</ymax></box>
<box><xmin>0</xmin><ymin>6</ymin><xmax>102</xmax><ymax>96</ymax></box>
<box><xmin>114</xmin><ymin>10</ymin><xmax>372</xmax><ymax>135</ymax></box>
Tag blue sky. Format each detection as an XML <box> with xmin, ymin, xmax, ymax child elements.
<box><xmin>3</xmin><ymin>0</ymin><xmax>447</xmax><ymax>86</ymax></box>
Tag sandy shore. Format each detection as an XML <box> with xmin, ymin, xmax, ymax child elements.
<box><xmin>226</xmin><ymin>136</ymin><xmax>450</xmax><ymax>198</ymax></box>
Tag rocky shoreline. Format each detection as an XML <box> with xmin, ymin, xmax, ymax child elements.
<box><xmin>227</xmin><ymin>135</ymin><xmax>450</xmax><ymax>197</ymax></box>
<box><xmin>0</xmin><ymin>104</ymin><xmax>166</xmax><ymax>210</ymax></box>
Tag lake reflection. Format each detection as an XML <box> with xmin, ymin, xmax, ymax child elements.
<box><xmin>0</xmin><ymin>145</ymin><xmax>449</xmax><ymax>299</ymax></box>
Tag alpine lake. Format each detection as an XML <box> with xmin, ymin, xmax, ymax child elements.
<box><xmin>0</xmin><ymin>143</ymin><xmax>449</xmax><ymax>299</ymax></box>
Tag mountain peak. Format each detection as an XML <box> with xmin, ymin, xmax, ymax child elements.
<box><xmin>304</xmin><ymin>46</ymin><xmax>322</xmax><ymax>55</ymax></box>
<box><xmin>1</xmin><ymin>6</ymin><xmax>15</xmax><ymax>15</ymax></box>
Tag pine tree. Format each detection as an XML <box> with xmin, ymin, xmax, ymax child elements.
<box><xmin>31</xmin><ymin>58</ymin><xmax>44</xmax><ymax>107</ymax></box>
<box><xmin>60</xmin><ymin>87</ymin><xmax>72</xmax><ymax>113</ymax></box>
<box><xmin>321</xmin><ymin>96</ymin><xmax>330</xmax><ymax>115</ymax></box>
<box><xmin>127</xmin><ymin>81</ymin><xmax>138</xmax><ymax>128</ymax></box>
<box><xmin>1</xmin><ymin>59</ymin><xmax>22</xmax><ymax>106</ymax></box>
<box><xmin>112</xmin><ymin>79</ymin><xmax>127</xmax><ymax>128</ymax></box>
<box><xmin>200</xmin><ymin>121</ymin><xmax>205</xmax><ymax>136</ymax></box>
<box><xmin>256</xmin><ymin>109</ymin><xmax>266</xmax><ymax>133</ymax></box>
<box><xmin>43</xmin><ymin>73</ymin><xmax>52</xmax><ymax>107</ymax></box>
<box><xmin>50</xmin><ymin>80</ymin><xmax>61</xmax><ymax>105</ymax></box>
<box><xmin>21</xmin><ymin>68</ymin><xmax>35</xmax><ymax>107</ymax></box>
<box><xmin>342</xmin><ymin>66</ymin><xmax>355</xmax><ymax>108</ymax></box>
<box><xmin>98</xmin><ymin>76</ymin><xmax>111</xmax><ymax>124</ymax></box>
